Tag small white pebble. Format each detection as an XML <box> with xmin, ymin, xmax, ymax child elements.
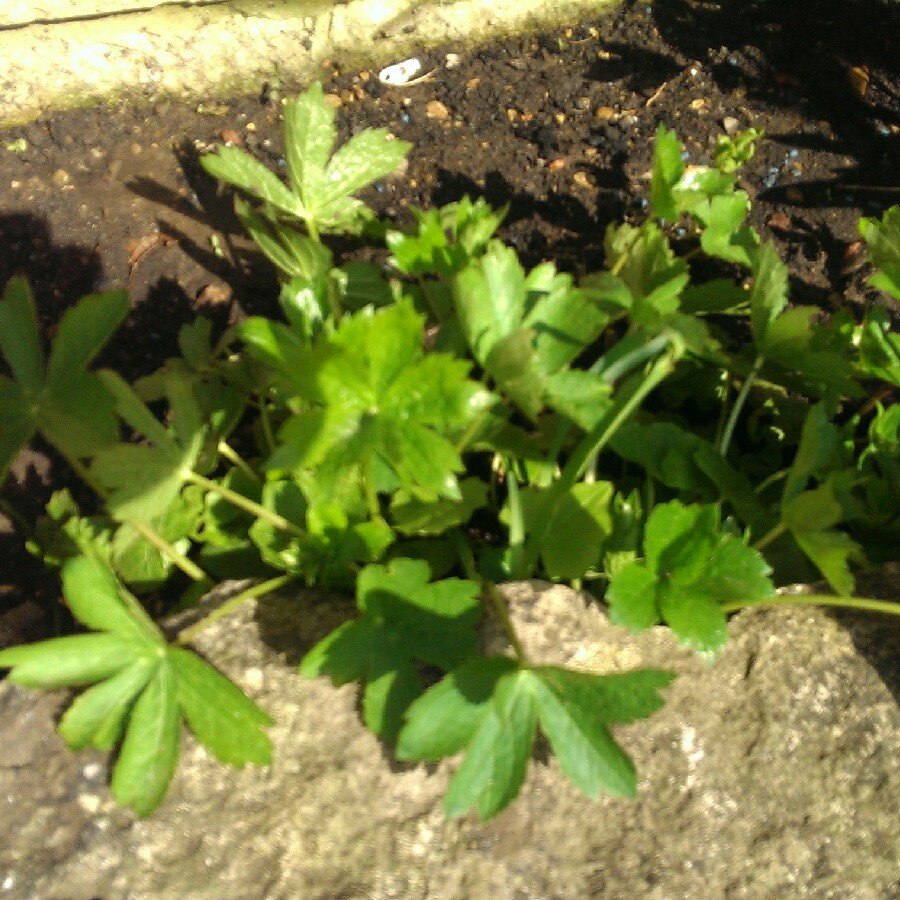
<box><xmin>78</xmin><ymin>793</ymin><xmax>102</xmax><ymax>813</ymax></box>
<box><xmin>243</xmin><ymin>667</ymin><xmax>264</xmax><ymax>690</ymax></box>
<box><xmin>82</xmin><ymin>762</ymin><xmax>104</xmax><ymax>781</ymax></box>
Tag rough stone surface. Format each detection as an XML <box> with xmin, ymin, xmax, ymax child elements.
<box><xmin>1</xmin><ymin>577</ymin><xmax>898</xmax><ymax>899</ymax></box>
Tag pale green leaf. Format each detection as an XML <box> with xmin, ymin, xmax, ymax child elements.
<box><xmin>199</xmin><ymin>145</ymin><xmax>302</xmax><ymax>217</ymax></box>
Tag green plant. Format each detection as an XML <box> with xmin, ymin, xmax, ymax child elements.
<box><xmin>1</xmin><ymin>85</ymin><xmax>898</xmax><ymax>819</ymax></box>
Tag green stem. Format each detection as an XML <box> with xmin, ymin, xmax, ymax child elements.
<box><xmin>752</xmin><ymin>520</ymin><xmax>787</xmax><ymax>553</ymax></box>
<box><xmin>66</xmin><ymin>455</ymin><xmax>210</xmax><ymax>584</ymax></box>
<box><xmin>504</xmin><ymin>459</ymin><xmax>526</xmax><ymax>580</ymax></box>
<box><xmin>720</xmin><ymin>593</ymin><xmax>900</xmax><ymax>618</ymax></box>
<box><xmin>129</xmin><ymin>520</ymin><xmax>211</xmax><ymax>585</ymax></box>
<box><xmin>519</xmin><ymin>340</ymin><xmax>681</xmax><ymax>577</ymax></box>
<box><xmin>176</xmin><ymin>573</ymin><xmax>296</xmax><ymax>645</ymax></box>
<box><xmin>258</xmin><ymin>398</ymin><xmax>277</xmax><ymax>455</ymax></box>
<box><xmin>484</xmin><ymin>580</ymin><xmax>529</xmax><ymax>665</ymax></box>
<box><xmin>363</xmin><ymin>458</ymin><xmax>384</xmax><ymax>523</ymax></box>
<box><xmin>719</xmin><ymin>354</ymin><xmax>764</xmax><ymax>457</ymax></box>
<box><xmin>184</xmin><ymin>471</ymin><xmax>307</xmax><ymax>540</ymax></box>
<box><xmin>217</xmin><ymin>440</ymin><xmax>261</xmax><ymax>482</ymax></box>
<box><xmin>450</xmin><ymin>531</ymin><xmax>528</xmax><ymax>665</ymax></box>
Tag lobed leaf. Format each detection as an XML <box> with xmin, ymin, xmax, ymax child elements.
<box><xmin>169</xmin><ymin>647</ymin><xmax>273</xmax><ymax>767</ymax></box>
<box><xmin>0</xmin><ymin>633</ymin><xmax>143</xmax><ymax>688</ymax></box>
<box><xmin>110</xmin><ymin>663</ymin><xmax>180</xmax><ymax>817</ymax></box>
<box><xmin>58</xmin><ymin>655</ymin><xmax>160</xmax><ymax>750</ymax></box>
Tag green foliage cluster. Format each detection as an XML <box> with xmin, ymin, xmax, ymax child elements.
<box><xmin>1</xmin><ymin>84</ymin><xmax>898</xmax><ymax>819</ymax></box>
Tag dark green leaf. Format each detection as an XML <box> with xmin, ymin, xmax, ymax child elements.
<box><xmin>0</xmin><ymin>276</ymin><xmax>44</xmax><ymax>392</ymax></box>
<box><xmin>444</xmin><ymin>669</ymin><xmax>536</xmax><ymax>820</ymax></box>
<box><xmin>530</xmin><ymin>666</ymin><xmax>673</xmax><ymax>798</ymax></box>
<box><xmin>397</xmin><ymin>656</ymin><xmax>518</xmax><ymax>761</ymax></box>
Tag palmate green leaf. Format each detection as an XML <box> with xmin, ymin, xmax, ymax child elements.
<box><xmin>605</xmin><ymin>563</ymin><xmax>659</xmax><ymax>631</ymax></box>
<box><xmin>389</xmin><ymin>477</ymin><xmax>488</xmax><ymax>536</ymax></box>
<box><xmin>782</xmin><ymin>478</ymin><xmax>864</xmax><ymax>596</ymax></box>
<box><xmin>91</xmin><ymin>370</ymin><xmax>205</xmax><ymax>523</ymax></box>
<box><xmin>58</xmin><ymin>655</ymin><xmax>160</xmax><ymax>750</ymax></box>
<box><xmin>399</xmin><ymin>660</ymin><xmax>673</xmax><ymax>820</ymax></box>
<box><xmin>516</xmin><ymin>481</ymin><xmax>615</xmax><ymax>580</ymax></box>
<box><xmin>234</xmin><ymin>196</ymin><xmax>333</xmax><ymax>282</ymax></box>
<box><xmin>0</xmin><ymin>633</ymin><xmax>143</xmax><ymax>688</ymax></box>
<box><xmin>608</xmin><ymin>501</ymin><xmax>773</xmax><ymax>656</ymax></box>
<box><xmin>267</xmin><ymin>300</ymin><xmax>493</xmax><ymax>502</ymax></box>
<box><xmin>1</xmin><ymin>555</ymin><xmax>273</xmax><ymax>816</ymax></box>
<box><xmin>529</xmin><ymin>667</ymin><xmax>674</xmax><ymax>799</ymax></box>
<box><xmin>761</xmin><ymin>307</ymin><xmax>862</xmax><ymax>397</ymax></box>
<box><xmin>602</xmin><ymin>222</ymin><xmax>689</xmax><ymax>322</ymax></box>
<box><xmin>859</xmin><ymin>205</ymin><xmax>900</xmax><ymax>300</ymax></box>
<box><xmin>858</xmin><ymin>307</ymin><xmax>900</xmax><ymax>387</ymax></box>
<box><xmin>199</xmin><ymin>145</ymin><xmax>303</xmax><ymax>218</ymax></box>
<box><xmin>396</xmin><ymin>656</ymin><xmax>518</xmax><ymax>760</ymax></box>
<box><xmin>610</xmin><ymin>421</ymin><xmax>770</xmax><ymax>535</ymax></box>
<box><xmin>62</xmin><ymin>554</ymin><xmax>161</xmax><ymax>641</ymax></box>
<box><xmin>444</xmin><ymin>670</ymin><xmax>537</xmax><ymax>819</ymax></box>
<box><xmin>110</xmin><ymin>662</ymin><xmax>180</xmax><ymax>817</ymax></box>
<box><xmin>169</xmin><ymin>647</ymin><xmax>273</xmax><ymax>767</ymax></box>
<box><xmin>544</xmin><ymin>369</ymin><xmax>613</xmax><ymax>431</ymax></box>
<box><xmin>0</xmin><ymin>278</ymin><xmax>128</xmax><ymax>480</ymax></box>
<box><xmin>452</xmin><ymin>243</ymin><xmax>609</xmax><ymax>417</ymax></box>
<box><xmin>300</xmin><ymin>558</ymin><xmax>481</xmax><ymax>739</ymax></box>
<box><xmin>280</xmin><ymin>83</ymin><xmax>411</xmax><ymax>231</ymax></box>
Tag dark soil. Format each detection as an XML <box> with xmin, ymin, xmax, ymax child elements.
<box><xmin>1</xmin><ymin>0</ymin><xmax>898</xmax><ymax>644</ymax></box>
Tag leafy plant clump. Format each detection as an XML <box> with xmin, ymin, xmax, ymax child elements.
<box><xmin>1</xmin><ymin>82</ymin><xmax>898</xmax><ymax>819</ymax></box>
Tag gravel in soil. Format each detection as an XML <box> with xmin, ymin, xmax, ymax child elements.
<box><xmin>0</xmin><ymin>0</ymin><xmax>898</xmax><ymax>640</ymax></box>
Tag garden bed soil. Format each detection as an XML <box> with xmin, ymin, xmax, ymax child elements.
<box><xmin>0</xmin><ymin>0</ymin><xmax>898</xmax><ymax>640</ymax></box>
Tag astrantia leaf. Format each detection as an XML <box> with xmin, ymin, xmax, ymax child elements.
<box><xmin>199</xmin><ymin>145</ymin><xmax>303</xmax><ymax>218</ymax></box>
<box><xmin>608</xmin><ymin>501</ymin><xmax>772</xmax><ymax>656</ymax></box>
<box><xmin>530</xmin><ymin>667</ymin><xmax>674</xmax><ymax>798</ymax></box>
<box><xmin>110</xmin><ymin>662</ymin><xmax>180</xmax><ymax>818</ymax></box>
<box><xmin>390</xmin><ymin>478</ymin><xmax>489</xmax><ymax>536</ymax></box>
<box><xmin>62</xmin><ymin>554</ymin><xmax>161</xmax><ymax>641</ymax></box>
<box><xmin>444</xmin><ymin>669</ymin><xmax>537</xmax><ymax>820</ymax></box>
<box><xmin>0</xmin><ymin>278</ymin><xmax>127</xmax><ymax>481</ymax></box>
<box><xmin>0</xmin><ymin>633</ymin><xmax>144</xmax><ymax>688</ymax></box>
<box><xmin>859</xmin><ymin>205</ymin><xmax>900</xmax><ymax>300</ymax></box>
<box><xmin>58</xmin><ymin>655</ymin><xmax>160</xmax><ymax>750</ymax></box>
<box><xmin>300</xmin><ymin>558</ymin><xmax>481</xmax><ymax>740</ymax></box>
<box><xmin>650</xmin><ymin>125</ymin><xmax>684</xmax><ymax>221</ymax></box>
<box><xmin>268</xmin><ymin>300</ymin><xmax>492</xmax><ymax>503</ymax></box>
<box><xmin>169</xmin><ymin>647</ymin><xmax>273</xmax><ymax>767</ymax></box>
<box><xmin>91</xmin><ymin>370</ymin><xmax>205</xmax><ymax>524</ymax></box>
<box><xmin>397</xmin><ymin>656</ymin><xmax>518</xmax><ymax>761</ymax></box>
<box><xmin>606</xmin><ymin>562</ymin><xmax>660</xmax><ymax>631</ymax></box>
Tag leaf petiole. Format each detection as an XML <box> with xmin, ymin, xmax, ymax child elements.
<box><xmin>719</xmin><ymin>353</ymin><xmax>764</xmax><ymax>457</ymax></box>
<box><xmin>184</xmin><ymin>471</ymin><xmax>308</xmax><ymax>540</ymax></box>
<box><xmin>720</xmin><ymin>592</ymin><xmax>900</xmax><ymax>618</ymax></box>
<box><xmin>175</xmin><ymin>573</ymin><xmax>297</xmax><ymax>645</ymax></box>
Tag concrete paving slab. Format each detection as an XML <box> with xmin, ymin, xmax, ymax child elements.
<box><xmin>0</xmin><ymin>0</ymin><xmax>616</xmax><ymax>126</ymax></box>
